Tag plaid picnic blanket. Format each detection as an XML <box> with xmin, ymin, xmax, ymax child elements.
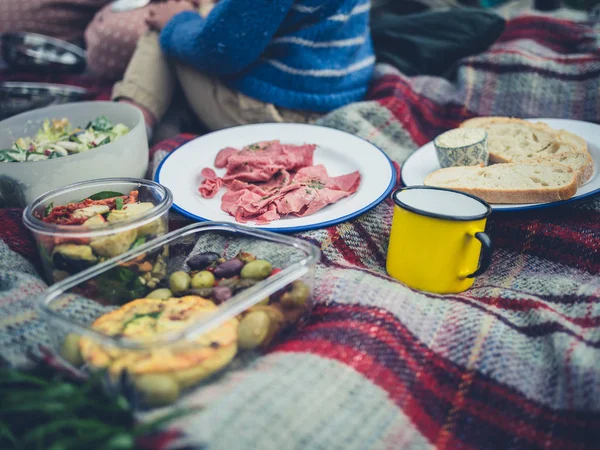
<box><xmin>1</xmin><ymin>13</ymin><xmax>600</xmax><ymax>450</ymax></box>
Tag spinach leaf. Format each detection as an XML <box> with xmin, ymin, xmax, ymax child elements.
<box><xmin>87</xmin><ymin>191</ymin><xmax>124</xmax><ymax>201</ymax></box>
<box><xmin>115</xmin><ymin>197</ymin><xmax>124</xmax><ymax>210</ymax></box>
<box><xmin>44</xmin><ymin>202</ymin><xmax>54</xmax><ymax>217</ymax></box>
<box><xmin>86</xmin><ymin>115</ymin><xmax>113</xmax><ymax>132</ymax></box>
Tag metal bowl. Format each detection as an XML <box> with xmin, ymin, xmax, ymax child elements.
<box><xmin>0</xmin><ymin>82</ymin><xmax>88</xmax><ymax>120</ymax></box>
<box><xmin>1</xmin><ymin>32</ymin><xmax>86</xmax><ymax>74</ymax></box>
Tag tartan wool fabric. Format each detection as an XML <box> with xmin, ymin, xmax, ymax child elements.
<box><xmin>1</xmin><ymin>13</ymin><xmax>600</xmax><ymax>450</ymax></box>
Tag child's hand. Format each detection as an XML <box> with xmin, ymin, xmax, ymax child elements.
<box><xmin>146</xmin><ymin>0</ymin><xmax>198</xmax><ymax>31</ymax></box>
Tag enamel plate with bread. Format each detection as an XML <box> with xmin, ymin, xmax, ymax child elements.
<box><xmin>401</xmin><ymin>117</ymin><xmax>600</xmax><ymax>211</ymax></box>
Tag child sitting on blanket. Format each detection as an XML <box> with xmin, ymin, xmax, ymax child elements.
<box><xmin>113</xmin><ymin>0</ymin><xmax>375</xmax><ymax>133</ymax></box>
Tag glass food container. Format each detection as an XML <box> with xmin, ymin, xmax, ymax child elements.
<box><xmin>38</xmin><ymin>222</ymin><xmax>320</xmax><ymax>408</ymax></box>
<box><xmin>23</xmin><ymin>178</ymin><xmax>172</xmax><ymax>286</ymax></box>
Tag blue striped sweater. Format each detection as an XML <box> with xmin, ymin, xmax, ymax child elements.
<box><xmin>160</xmin><ymin>0</ymin><xmax>374</xmax><ymax>113</ymax></box>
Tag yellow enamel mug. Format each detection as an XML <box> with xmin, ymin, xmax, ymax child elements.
<box><xmin>386</xmin><ymin>186</ymin><xmax>493</xmax><ymax>294</ymax></box>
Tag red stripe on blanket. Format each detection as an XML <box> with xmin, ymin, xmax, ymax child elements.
<box><xmin>0</xmin><ymin>208</ymin><xmax>42</xmax><ymax>273</ymax></box>
<box><xmin>278</xmin><ymin>338</ymin><xmax>467</xmax><ymax>449</ymax></box>
<box><xmin>483</xmin><ymin>48</ymin><xmax>599</xmax><ymax>64</ymax></box>
<box><xmin>308</xmin><ymin>305</ymin><xmax>599</xmax><ymax>427</ymax></box>
<box><xmin>327</xmin><ymin>227</ymin><xmax>365</xmax><ymax>268</ymax></box>
<box><xmin>465</xmin><ymin>61</ymin><xmax>600</xmax><ymax>82</ymax></box>
<box><xmin>455</xmin><ymin>295</ymin><xmax>600</xmax><ymax>328</ymax></box>
<box><xmin>276</xmin><ymin>304</ymin><xmax>599</xmax><ymax>449</ymax></box>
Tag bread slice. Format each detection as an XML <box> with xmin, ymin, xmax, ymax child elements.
<box><xmin>459</xmin><ymin>117</ymin><xmax>593</xmax><ymax>187</ymax></box>
<box><xmin>460</xmin><ymin>117</ymin><xmax>557</xmax><ymax>163</ymax></box>
<box><xmin>424</xmin><ymin>163</ymin><xmax>578</xmax><ymax>204</ymax></box>
<box><xmin>533</xmin><ymin>125</ymin><xmax>588</xmax><ymax>154</ymax></box>
<box><xmin>535</xmin><ymin>150</ymin><xmax>594</xmax><ymax>187</ymax></box>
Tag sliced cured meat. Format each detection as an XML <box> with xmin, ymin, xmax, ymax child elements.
<box><xmin>214</xmin><ymin>147</ymin><xmax>239</xmax><ymax>168</ymax></box>
<box><xmin>198</xmin><ymin>142</ymin><xmax>360</xmax><ymax>224</ymax></box>
<box><xmin>199</xmin><ymin>177</ymin><xmax>223</xmax><ymax>198</ymax></box>
<box><xmin>294</xmin><ymin>165</ymin><xmax>361</xmax><ymax>193</ymax></box>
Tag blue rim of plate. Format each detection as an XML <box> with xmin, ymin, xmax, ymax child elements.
<box><xmin>401</xmin><ymin>126</ymin><xmax>600</xmax><ymax>213</ymax></box>
<box><xmin>155</xmin><ymin>123</ymin><xmax>397</xmax><ymax>233</ymax></box>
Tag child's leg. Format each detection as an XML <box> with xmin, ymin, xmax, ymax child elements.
<box><xmin>175</xmin><ymin>64</ymin><xmax>322</xmax><ymax>131</ymax></box>
<box><xmin>112</xmin><ymin>31</ymin><xmax>177</xmax><ymax>127</ymax></box>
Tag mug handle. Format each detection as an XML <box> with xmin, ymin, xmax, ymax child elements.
<box><xmin>466</xmin><ymin>232</ymin><xmax>493</xmax><ymax>279</ymax></box>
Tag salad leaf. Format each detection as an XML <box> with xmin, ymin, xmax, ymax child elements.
<box><xmin>96</xmin><ymin>267</ymin><xmax>149</xmax><ymax>305</ymax></box>
<box><xmin>87</xmin><ymin>191</ymin><xmax>124</xmax><ymax>201</ymax></box>
<box><xmin>36</xmin><ymin>119</ymin><xmax>70</xmax><ymax>143</ymax></box>
<box><xmin>44</xmin><ymin>202</ymin><xmax>54</xmax><ymax>217</ymax></box>
<box><xmin>115</xmin><ymin>198</ymin><xmax>124</xmax><ymax>210</ymax></box>
<box><xmin>117</xmin><ymin>267</ymin><xmax>136</xmax><ymax>283</ymax></box>
<box><xmin>0</xmin><ymin>150</ymin><xmax>17</xmax><ymax>162</ymax></box>
<box><xmin>111</xmin><ymin>124</ymin><xmax>129</xmax><ymax>138</ymax></box>
<box><xmin>87</xmin><ymin>116</ymin><xmax>113</xmax><ymax>132</ymax></box>
<box><xmin>130</xmin><ymin>236</ymin><xmax>146</xmax><ymax>250</ymax></box>
<box><xmin>95</xmin><ymin>136</ymin><xmax>111</xmax><ymax>147</ymax></box>
<box><xmin>68</xmin><ymin>131</ymin><xmax>84</xmax><ymax>143</ymax></box>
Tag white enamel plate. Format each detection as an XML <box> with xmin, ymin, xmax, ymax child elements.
<box><xmin>401</xmin><ymin>119</ymin><xmax>600</xmax><ymax>211</ymax></box>
<box><xmin>156</xmin><ymin>123</ymin><xmax>396</xmax><ymax>232</ymax></box>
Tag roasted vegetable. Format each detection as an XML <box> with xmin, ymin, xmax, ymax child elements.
<box><xmin>52</xmin><ymin>244</ymin><xmax>98</xmax><ymax>274</ymax></box>
<box><xmin>90</xmin><ymin>229</ymin><xmax>138</xmax><ymax>258</ymax></box>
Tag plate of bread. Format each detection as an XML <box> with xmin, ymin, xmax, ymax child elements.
<box><xmin>402</xmin><ymin>117</ymin><xmax>600</xmax><ymax>211</ymax></box>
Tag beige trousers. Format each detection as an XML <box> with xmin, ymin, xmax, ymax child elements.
<box><xmin>112</xmin><ymin>32</ymin><xmax>322</xmax><ymax>131</ymax></box>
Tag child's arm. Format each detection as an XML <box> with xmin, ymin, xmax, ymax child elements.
<box><xmin>160</xmin><ymin>0</ymin><xmax>295</xmax><ymax>75</ymax></box>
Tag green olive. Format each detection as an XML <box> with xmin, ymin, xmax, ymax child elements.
<box><xmin>191</xmin><ymin>270</ymin><xmax>215</xmax><ymax>289</ymax></box>
<box><xmin>280</xmin><ymin>281</ymin><xmax>310</xmax><ymax>309</ymax></box>
<box><xmin>146</xmin><ymin>288</ymin><xmax>173</xmax><ymax>300</ymax></box>
<box><xmin>248</xmin><ymin>305</ymin><xmax>285</xmax><ymax>348</ymax></box>
<box><xmin>240</xmin><ymin>259</ymin><xmax>272</xmax><ymax>280</ymax></box>
<box><xmin>60</xmin><ymin>333</ymin><xmax>83</xmax><ymax>366</ymax></box>
<box><xmin>169</xmin><ymin>271</ymin><xmax>191</xmax><ymax>293</ymax></box>
<box><xmin>134</xmin><ymin>374</ymin><xmax>181</xmax><ymax>406</ymax></box>
<box><xmin>238</xmin><ymin>311</ymin><xmax>271</xmax><ymax>350</ymax></box>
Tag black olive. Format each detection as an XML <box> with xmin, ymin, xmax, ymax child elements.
<box><xmin>187</xmin><ymin>252</ymin><xmax>220</xmax><ymax>271</ymax></box>
<box><xmin>213</xmin><ymin>258</ymin><xmax>244</xmax><ymax>278</ymax></box>
<box><xmin>212</xmin><ymin>286</ymin><xmax>232</xmax><ymax>303</ymax></box>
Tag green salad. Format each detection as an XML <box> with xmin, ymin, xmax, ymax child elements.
<box><xmin>0</xmin><ymin>115</ymin><xmax>129</xmax><ymax>163</ymax></box>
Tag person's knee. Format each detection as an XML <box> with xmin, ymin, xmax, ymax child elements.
<box><xmin>84</xmin><ymin>4</ymin><xmax>149</xmax><ymax>80</ymax></box>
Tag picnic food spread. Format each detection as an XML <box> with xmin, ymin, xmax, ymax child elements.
<box><xmin>34</xmin><ymin>189</ymin><xmax>167</xmax><ymax>284</ymax></box>
<box><xmin>425</xmin><ymin>116</ymin><xmax>593</xmax><ymax>203</ymax></box>
<box><xmin>60</xmin><ymin>248</ymin><xmax>312</xmax><ymax>406</ymax></box>
<box><xmin>198</xmin><ymin>140</ymin><xmax>362</xmax><ymax>224</ymax></box>
<box><xmin>1</xmin><ymin>115</ymin><xmax>129</xmax><ymax>162</ymax></box>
